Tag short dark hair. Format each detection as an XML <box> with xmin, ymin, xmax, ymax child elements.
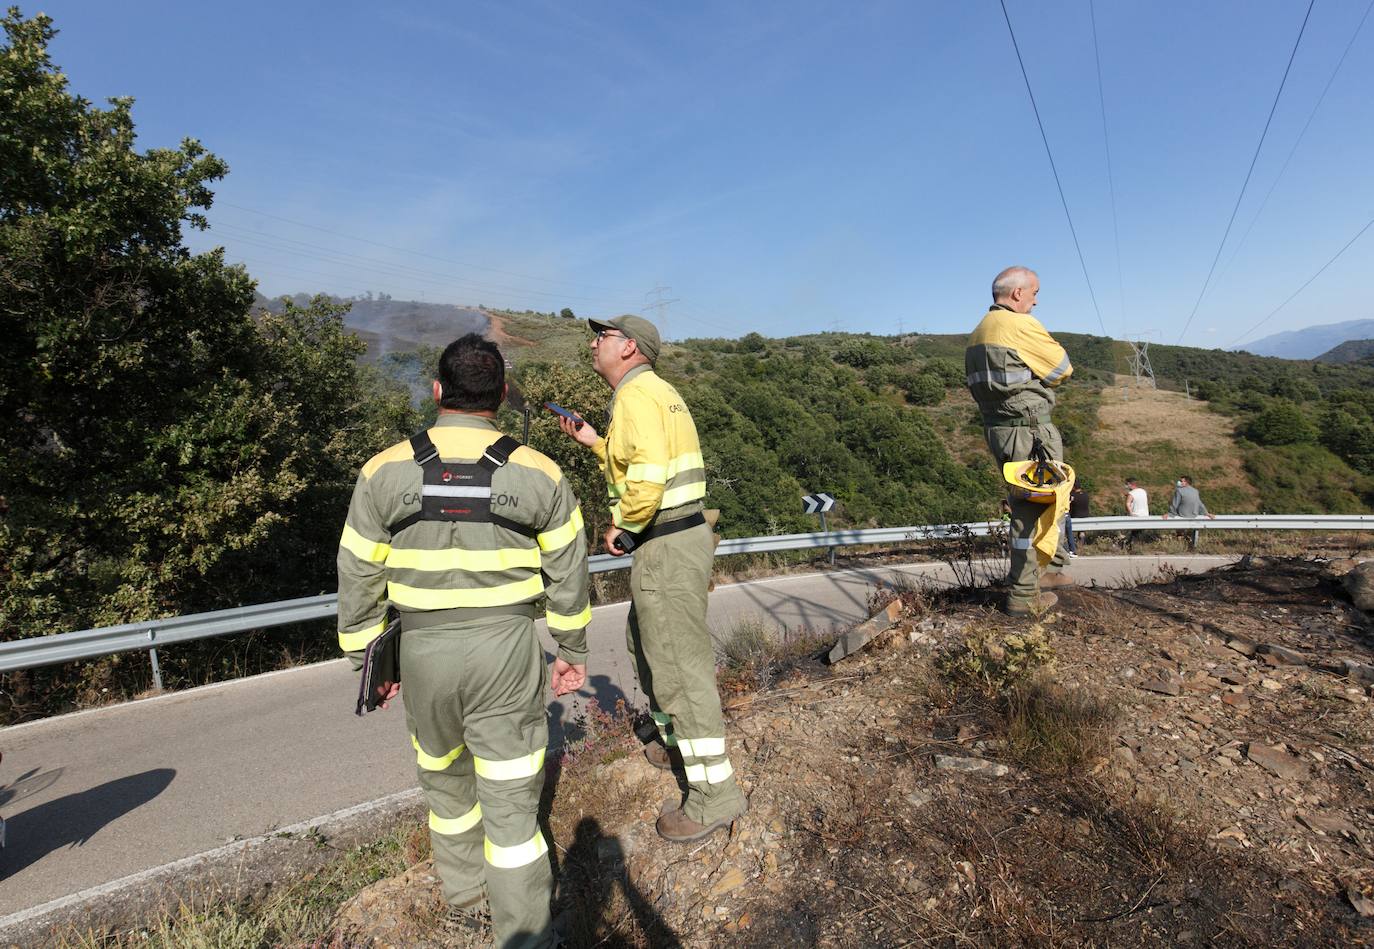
<box><xmin>437</xmin><ymin>334</ymin><xmax>504</xmax><ymax>412</ymax></box>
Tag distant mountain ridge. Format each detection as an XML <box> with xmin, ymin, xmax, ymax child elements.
<box><xmin>1316</xmin><ymin>339</ymin><xmax>1374</xmax><ymax>365</ymax></box>
<box><xmin>1240</xmin><ymin>318</ymin><xmax>1374</xmax><ymax>360</ymax></box>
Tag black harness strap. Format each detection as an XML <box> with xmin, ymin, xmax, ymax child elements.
<box><xmin>386</xmin><ymin>431</ymin><xmax>536</xmax><ymax>537</ymax></box>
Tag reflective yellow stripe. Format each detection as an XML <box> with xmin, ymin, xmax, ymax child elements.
<box><xmin>676</xmin><ymin>736</ymin><xmax>726</xmax><ymax>758</ymax></box>
<box><xmin>621</xmin><ymin>453</ymin><xmax>702</xmax><ymax>487</ymax></box>
<box><xmin>660</xmin><ymin>481</ymin><xmax>707</xmax><ymax>508</ymax></box>
<box><xmin>612</xmin><ymin>506</ymin><xmax>650</xmax><ymax>532</ymax></box>
<box><xmin>684</xmin><ymin>760</ymin><xmax>735</xmax><ymax>784</ymax></box>
<box><xmin>537</xmin><ymin>507</ymin><xmax>584</xmax><ymax>552</ymax></box>
<box><xmin>651</xmin><ymin>711</ymin><xmax>672</xmax><ymax>725</ymax></box>
<box><xmin>607</xmin><ymin>481</ymin><xmax>626</xmax><ymax>499</ymax></box>
<box><xmin>474</xmin><ymin>747</ymin><xmax>546</xmax><ymax>781</ymax></box>
<box><xmin>339</xmin><ymin>524</ymin><xmax>391</xmax><ymax>564</ymax></box>
<box><xmin>412</xmin><ymin>734</ymin><xmax>466</xmax><ymax>771</ymax></box>
<box><xmin>662</xmin><ymin>732</ymin><xmax>678</xmax><ymax>747</ymax></box>
<box><xmin>546</xmin><ymin>603</ymin><xmax>591</xmax><ymax>631</ymax></box>
<box><xmin>484</xmin><ymin>831</ymin><xmax>549</xmax><ymax>869</ymax></box>
<box><xmin>666</xmin><ymin>451</ymin><xmax>704</xmax><ymax>478</ymax></box>
<box><xmin>387</xmin><ymin>575</ymin><xmax>543</xmax><ymax>610</ymax></box>
<box><xmin>338</xmin><ymin>619</ymin><xmax>386</xmax><ymax>652</ymax></box>
<box><xmin>386</xmin><ymin>545</ymin><xmax>540</xmax><ymax>572</ymax></box>
<box><xmin>625</xmin><ymin>462</ymin><xmax>668</xmax><ymax>484</ymax></box>
<box><xmin>429</xmin><ymin>803</ymin><xmax>482</xmax><ymax>835</ymax></box>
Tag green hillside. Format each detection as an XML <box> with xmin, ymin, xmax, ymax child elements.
<box><xmin>456</xmin><ymin>315</ymin><xmax>1374</xmax><ymax>543</ymax></box>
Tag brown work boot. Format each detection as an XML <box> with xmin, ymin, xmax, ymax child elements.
<box><xmin>1039</xmin><ymin>572</ymin><xmax>1076</xmax><ymax>589</ymax></box>
<box><xmin>656</xmin><ymin>804</ymin><xmax>746</xmax><ymax>843</ymax></box>
<box><xmin>644</xmin><ymin>742</ymin><xmax>681</xmax><ymax>771</ymax></box>
<box><xmin>1004</xmin><ymin>591</ymin><xmax>1058</xmax><ymax>616</ymax></box>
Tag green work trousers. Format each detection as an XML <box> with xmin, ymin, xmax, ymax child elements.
<box><xmin>627</xmin><ymin>512</ymin><xmax>745</xmax><ymax>824</ymax></box>
<box><xmin>400</xmin><ymin>615</ymin><xmax>554</xmax><ymax>949</ymax></box>
<box><xmin>985</xmin><ymin>422</ymin><xmax>1070</xmax><ymax>605</ymax></box>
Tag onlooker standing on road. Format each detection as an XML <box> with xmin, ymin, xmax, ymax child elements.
<box><xmin>337</xmin><ymin>335</ymin><xmax>590</xmax><ymax>947</ymax></box>
<box><xmin>559</xmin><ymin>314</ymin><xmax>746</xmax><ymax>842</ymax></box>
<box><xmin>965</xmin><ymin>265</ymin><xmax>1075</xmax><ymax>615</ymax></box>
<box><xmin>1163</xmin><ymin>475</ymin><xmax>1215</xmax><ymax>549</ymax></box>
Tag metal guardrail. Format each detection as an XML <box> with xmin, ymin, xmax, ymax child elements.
<box><xmin>1</xmin><ymin>514</ymin><xmax>1369</xmax><ymax>680</ymax></box>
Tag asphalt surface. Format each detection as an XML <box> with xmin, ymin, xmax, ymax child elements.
<box><xmin>0</xmin><ymin>554</ymin><xmax>1231</xmax><ymax>921</ymax></box>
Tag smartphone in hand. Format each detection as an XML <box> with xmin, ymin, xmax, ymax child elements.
<box><xmin>545</xmin><ymin>402</ymin><xmax>584</xmax><ymax>430</ymax></box>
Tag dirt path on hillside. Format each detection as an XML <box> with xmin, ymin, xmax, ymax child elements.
<box><xmin>484</xmin><ymin>312</ymin><xmax>535</xmax><ymax>348</ymax></box>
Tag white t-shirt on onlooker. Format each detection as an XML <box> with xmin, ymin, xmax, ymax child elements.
<box><xmin>1127</xmin><ymin>487</ymin><xmax>1149</xmax><ymax>517</ymax></box>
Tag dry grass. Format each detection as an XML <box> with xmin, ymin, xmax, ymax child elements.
<box><xmin>1093</xmin><ymin>380</ymin><xmax>1260</xmax><ymax>510</ymax></box>
<box><xmin>51</xmin><ymin>826</ymin><xmax>423</xmax><ymax>948</ymax></box>
<box><xmin>1001</xmin><ymin>677</ymin><xmax>1118</xmax><ymax>776</ymax></box>
<box><xmin>714</xmin><ymin>617</ymin><xmax>836</xmax><ymax>694</ymax></box>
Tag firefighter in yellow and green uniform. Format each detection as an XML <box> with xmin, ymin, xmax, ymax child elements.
<box><xmin>558</xmin><ymin>314</ymin><xmax>747</xmax><ymax>842</ymax></box>
<box><xmin>965</xmin><ymin>266</ymin><xmax>1076</xmax><ymax>615</ymax></box>
<box><xmin>337</xmin><ymin>334</ymin><xmax>590</xmax><ymax>947</ymax></box>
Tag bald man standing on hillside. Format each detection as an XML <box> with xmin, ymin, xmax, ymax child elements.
<box><xmin>966</xmin><ymin>266</ymin><xmax>1075</xmax><ymax>614</ymax></box>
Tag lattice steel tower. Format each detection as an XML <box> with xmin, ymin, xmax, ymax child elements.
<box><xmin>1127</xmin><ymin>340</ymin><xmax>1156</xmax><ymax>389</ymax></box>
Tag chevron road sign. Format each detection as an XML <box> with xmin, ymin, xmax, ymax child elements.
<box><xmin>803</xmin><ymin>493</ymin><xmax>835</xmax><ymax>514</ymax></box>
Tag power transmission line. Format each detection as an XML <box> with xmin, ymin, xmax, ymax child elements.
<box><xmin>1215</xmin><ymin>0</ymin><xmax>1374</xmax><ymax>285</ymax></box>
<box><xmin>1174</xmin><ymin>0</ymin><xmax>1317</xmax><ymax>345</ymax></box>
<box><xmin>1089</xmin><ymin>0</ymin><xmax>1127</xmax><ymax>337</ymax></box>
<box><xmin>998</xmin><ymin>0</ymin><xmax>1108</xmax><ymax>337</ymax></box>
<box><xmin>1228</xmin><ymin>213</ymin><xmax>1374</xmax><ymax>349</ymax></box>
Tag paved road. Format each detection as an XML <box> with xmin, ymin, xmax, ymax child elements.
<box><xmin>0</xmin><ymin>554</ymin><xmax>1230</xmax><ymax>920</ymax></box>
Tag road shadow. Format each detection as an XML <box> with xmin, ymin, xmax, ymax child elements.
<box><xmin>0</xmin><ymin>766</ymin><xmax>64</xmax><ymax>809</ymax></box>
<box><xmin>0</xmin><ymin>769</ymin><xmax>175</xmax><ymax>881</ymax></box>
<box><xmin>555</xmin><ymin>817</ymin><xmax>681</xmax><ymax>948</ymax></box>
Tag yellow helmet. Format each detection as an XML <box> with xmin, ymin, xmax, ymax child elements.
<box><xmin>1003</xmin><ymin>459</ymin><xmax>1075</xmax><ymax>504</ymax></box>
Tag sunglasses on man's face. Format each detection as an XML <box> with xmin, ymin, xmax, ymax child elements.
<box><xmin>594</xmin><ymin>330</ymin><xmax>628</xmax><ymax>342</ymax></box>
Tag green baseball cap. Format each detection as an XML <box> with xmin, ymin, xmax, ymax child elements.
<box><xmin>588</xmin><ymin>314</ymin><xmax>661</xmax><ymax>363</ymax></box>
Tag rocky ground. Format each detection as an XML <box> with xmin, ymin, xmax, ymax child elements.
<box><xmin>333</xmin><ymin>555</ymin><xmax>1374</xmax><ymax>947</ymax></box>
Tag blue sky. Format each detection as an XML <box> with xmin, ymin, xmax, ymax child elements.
<box><xmin>32</xmin><ymin>1</ymin><xmax>1374</xmax><ymax>346</ymax></box>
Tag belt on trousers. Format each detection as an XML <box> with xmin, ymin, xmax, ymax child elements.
<box><xmin>399</xmin><ymin>601</ymin><xmax>539</xmax><ymax>632</ymax></box>
<box><xmin>637</xmin><ymin>510</ymin><xmax>707</xmax><ymax>546</ymax></box>
<box><xmin>983</xmin><ymin>413</ymin><xmax>1052</xmax><ymax>428</ymax></box>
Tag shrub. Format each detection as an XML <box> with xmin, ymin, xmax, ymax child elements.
<box><xmin>936</xmin><ymin>627</ymin><xmax>1055</xmax><ymax>694</ymax></box>
<box><xmin>1243</xmin><ymin>400</ymin><xmax>1316</xmax><ymax>446</ymax></box>
<box><xmin>902</xmin><ymin>372</ymin><xmax>946</xmax><ymax>406</ymax></box>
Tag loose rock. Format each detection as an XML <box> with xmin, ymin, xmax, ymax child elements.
<box><xmin>1343</xmin><ymin>561</ymin><xmax>1374</xmax><ymax>612</ymax></box>
<box><xmin>1244</xmin><ymin>743</ymin><xmax>1309</xmax><ymax>782</ymax></box>
<box><xmin>934</xmin><ymin>755</ymin><xmax>1010</xmax><ymax>777</ymax></box>
<box><xmin>1256</xmin><ymin>643</ymin><xmax>1306</xmax><ymax>666</ymax></box>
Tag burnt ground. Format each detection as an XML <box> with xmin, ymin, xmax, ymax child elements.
<box><xmin>336</xmin><ymin>556</ymin><xmax>1374</xmax><ymax>947</ymax></box>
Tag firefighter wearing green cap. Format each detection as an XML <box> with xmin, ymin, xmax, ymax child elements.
<box><xmin>338</xmin><ymin>334</ymin><xmax>590</xmax><ymax>947</ymax></box>
<box><xmin>965</xmin><ymin>266</ymin><xmax>1076</xmax><ymax>615</ymax></box>
<box><xmin>558</xmin><ymin>314</ymin><xmax>747</xmax><ymax>842</ymax></box>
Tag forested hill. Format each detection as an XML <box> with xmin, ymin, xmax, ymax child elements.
<box><xmin>463</xmin><ymin>312</ymin><xmax>1374</xmax><ymax>549</ymax></box>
